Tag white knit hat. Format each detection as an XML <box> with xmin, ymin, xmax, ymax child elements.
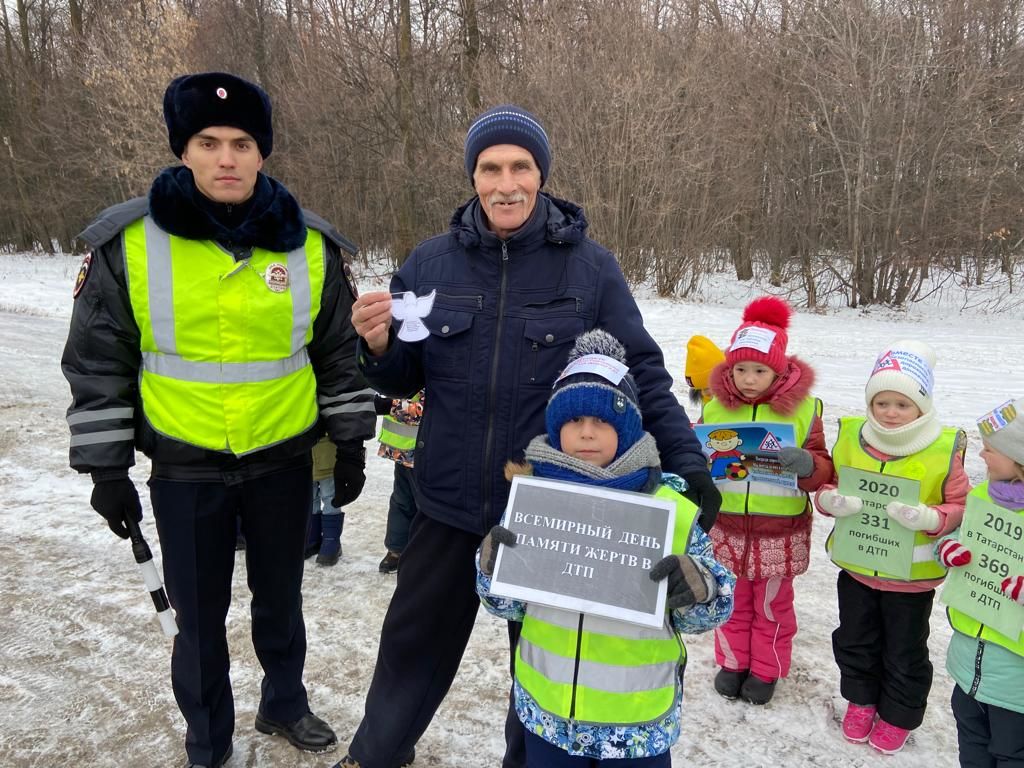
<box><xmin>979</xmin><ymin>397</ymin><xmax>1024</xmax><ymax>466</ymax></box>
<box><xmin>864</xmin><ymin>340</ymin><xmax>937</xmax><ymax>415</ymax></box>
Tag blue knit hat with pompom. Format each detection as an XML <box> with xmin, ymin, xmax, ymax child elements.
<box><xmin>545</xmin><ymin>330</ymin><xmax>644</xmax><ymax>459</ymax></box>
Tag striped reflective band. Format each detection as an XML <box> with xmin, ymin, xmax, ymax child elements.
<box><xmin>318</xmin><ymin>388</ymin><xmax>376</xmax><ymax>416</ymax></box>
<box><xmin>528</xmin><ymin>605</ymin><xmax>669</xmax><ymax>640</ymax></box>
<box><xmin>143</xmin><ymin>216</ymin><xmax>312</xmax><ymax>355</ymax></box>
<box><xmin>142</xmin><ymin>349</ymin><xmax>310</xmax><ymax>383</ymax></box>
<box><xmin>67</xmin><ymin>407</ymin><xmax>134</xmax><ymax>426</ymax></box>
<box><xmin>70</xmin><ymin>429</ymin><xmax>135</xmax><ymax>446</ymax></box>
<box><xmin>518</xmin><ymin>637</ymin><xmax>675</xmax><ymax>693</ymax></box>
<box><xmin>380</xmin><ymin>420</ymin><xmax>419</xmax><ymax>439</ymax></box>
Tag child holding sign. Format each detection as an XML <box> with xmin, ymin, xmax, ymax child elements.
<box><xmin>476</xmin><ymin>329</ymin><xmax>735</xmax><ymax>766</ymax></box>
<box><xmin>937</xmin><ymin>398</ymin><xmax>1024</xmax><ymax>766</ymax></box>
<box><xmin>814</xmin><ymin>340</ymin><xmax>969</xmax><ymax>755</ymax></box>
<box><xmin>704</xmin><ymin>296</ymin><xmax>833</xmax><ymax>705</ymax></box>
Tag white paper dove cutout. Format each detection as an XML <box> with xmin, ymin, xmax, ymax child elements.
<box><xmin>391</xmin><ymin>289</ymin><xmax>437</xmax><ymax>342</ymax></box>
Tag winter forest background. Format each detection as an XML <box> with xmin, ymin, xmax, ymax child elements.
<box><xmin>1</xmin><ymin>0</ymin><xmax>1023</xmax><ymax>310</ymax></box>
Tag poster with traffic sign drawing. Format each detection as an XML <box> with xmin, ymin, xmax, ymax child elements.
<box><xmin>693</xmin><ymin>422</ymin><xmax>798</xmax><ymax>490</ymax></box>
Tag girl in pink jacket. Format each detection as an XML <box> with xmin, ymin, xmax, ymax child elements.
<box><xmin>815</xmin><ymin>340</ymin><xmax>969</xmax><ymax>755</ymax></box>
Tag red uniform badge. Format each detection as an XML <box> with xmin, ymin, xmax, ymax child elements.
<box><xmin>73</xmin><ymin>253</ymin><xmax>93</xmax><ymax>298</ymax></box>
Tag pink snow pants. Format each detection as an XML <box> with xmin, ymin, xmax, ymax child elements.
<box><xmin>714</xmin><ymin>576</ymin><xmax>797</xmax><ymax>681</ymax></box>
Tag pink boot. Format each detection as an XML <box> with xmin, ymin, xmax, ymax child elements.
<box><xmin>869</xmin><ymin>719</ymin><xmax>910</xmax><ymax>755</ymax></box>
<box><xmin>841</xmin><ymin>703</ymin><xmax>876</xmax><ymax>743</ymax></box>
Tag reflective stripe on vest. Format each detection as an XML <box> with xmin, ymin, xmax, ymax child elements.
<box><xmin>826</xmin><ymin>416</ymin><xmax>963</xmax><ymax>581</ymax></box>
<box><xmin>123</xmin><ymin>216</ymin><xmax>324</xmax><ymax>454</ymax></box>
<box><xmin>378</xmin><ymin>416</ymin><xmax>419</xmax><ymax>450</ymax></box>
<box><xmin>947</xmin><ymin>482</ymin><xmax>1024</xmax><ymax>656</ymax></box>
<box><xmin>702</xmin><ymin>397</ymin><xmax>820</xmax><ymax>517</ymax></box>
<box><xmin>515</xmin><ymin>485</ymin><xmax>697</xmax><ymax>725</ymax></box>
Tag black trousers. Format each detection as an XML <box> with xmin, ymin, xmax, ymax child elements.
<box><xmin>347</xmin><ymin>513</ymin><xmax>526</xmax><ymax>768</ymax></box>
<box><xmin>150</xmin><ymin>464</ymin><xmax>312</xmax><ymax>766</ymax></box>
<box><xmin>952</xmin><ymin>684</ymin><xmax>1024</xmax><ymax>767</ymax></box>
<box><xmin>832</xmin><ymin>570</ymin><xmax>934</xmax><ymax>730</ymax></box>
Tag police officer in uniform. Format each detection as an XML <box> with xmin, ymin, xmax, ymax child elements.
<box><xmin>61</xmin><ymin>72</ymin><xmax>376</xmax><ymax>768</ymax></box>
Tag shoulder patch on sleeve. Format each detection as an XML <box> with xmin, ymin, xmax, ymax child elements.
<box><xmin>72</xmin><ymin>252</ymin><xmax>93</xmax><ymax>298</ymax></box>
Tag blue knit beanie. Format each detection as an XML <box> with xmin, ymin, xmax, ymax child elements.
<box><xmin>164</xmin><ymin>72</ymin><xmax>273</xmax><ymax>158</ymax></box>
<box><xmin>545</xmin><ymin>330</ymin><xmax>644</xmax><ymax>459</ymax></box>
<box><xmin>464</xmin><ymin>104</ymin><xmax>551</xmax><ymax>186</ymax></box>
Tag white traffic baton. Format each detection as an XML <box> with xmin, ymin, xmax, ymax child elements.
<box><xmin>126</xmin><ymin>517</ymin><xmax>178</xmax><ymax>638</ymax></box>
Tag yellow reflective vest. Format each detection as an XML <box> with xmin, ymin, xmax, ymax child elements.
<box><xmin>515</xmin><ymin>485</ymin><xmax>698</xmax><ymax>725</ymax></box>
<box><xmin>123</xmin><ymin>216</ymin><xmax>325</xmax><ymax>455</ymax></box>
<box><xmin>947</xmin><ymin>482</ymin><xmax>1024</xmax><ymax>657</ymax></box>
<box><xmin>826</xmin><ymin>416</ymin><xmax>964</xmax><ymax>581</ymax></box>
<box><xmin>378</xmin><ymin>392</ymin><xmax>422</xmax><ymax>452</ymax></box>
<box><xmin>702</xmin><ymin>397</ymin><xmax>821</xmax><ymax>517</ymax></box>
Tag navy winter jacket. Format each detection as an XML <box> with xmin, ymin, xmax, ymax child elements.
<box><xmin>358</xmin><ymin>193</ymin><xmax>706</xmax><ymax>535</ymax></box>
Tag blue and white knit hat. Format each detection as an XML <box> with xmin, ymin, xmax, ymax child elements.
<box><xmin>545</xmin><ymin>330</ymin><xmax>644</xmax><ymax>459</ymax></box>
<box><xmin>464</xmin><ymin>104</ymin><xmax>551</xmax><ymax>186</ymax></box>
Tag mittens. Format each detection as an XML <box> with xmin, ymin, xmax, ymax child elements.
<box><xmin>886</xmin><ymin>501</ymin><xmax>941</xmax><ymax>532</ymax></box>
<box><xmin>816</xmin><ymin>489</ymin><xmax>862</xmax><ymax>518</ymax></box>
<box><xmin>936</xmin><ymin>539</ymin><xmax>972</xmax><ymax>568</ymax></box>
<box><xmin>1002</xmin><ymin>576</ymin><xmax>1024</xmax><ymax>605</ymax></box>
<box><xmin>777</xmin><ymin>447</ymin><xmax>814</xmax><ymax>478</ymax></box>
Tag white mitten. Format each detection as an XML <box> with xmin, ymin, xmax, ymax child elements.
<box><xmin>816</xmin><ymin>489</ymin><xmax>863</xmax><ymax>518</ymax></box>
<box><xmin>886</xmin><ymin>501</ymin><xmax>941</xmax><ymax>532</ymax></box>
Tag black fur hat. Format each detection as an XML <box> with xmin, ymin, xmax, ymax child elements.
<box><xmin>163</xmin><ymin>72</ymin><xmax>273</xmax><ymax>158</ymax></box>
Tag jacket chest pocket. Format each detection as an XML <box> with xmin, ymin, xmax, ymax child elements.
<box><xmin>522</xmin><ymin>316</ymin><xmax>586</xmax><ymax>386</ymax></box>
<box><xmin>423</xmin><ymin>308</ymin><xmax>475</xmax><ymax>380</ymax></box>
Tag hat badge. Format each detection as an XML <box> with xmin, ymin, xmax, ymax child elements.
<box><xmin>216</xmin><ymin>87</ymin><xmax>228</xmax><ymax>99</ymax></box>
<box><xmin>613</xmin><ymin>394</ymin><xmax>627</xmax><ymax>413</ymax></box>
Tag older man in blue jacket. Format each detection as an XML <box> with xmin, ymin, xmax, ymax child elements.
<box><xmin>337</xmin><ymin>105</ymin><xmax>719</xmax><ymax>768</ymax></box>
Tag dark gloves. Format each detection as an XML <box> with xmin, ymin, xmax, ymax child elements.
<box><xmin>777</xmin><ymin>446</ymin><xmax>814</xmax><ymax>478</ymax></box>
<box><xmin>332</xmin><ymin>442</ymin><xmax>366</xmax><ymax>507</ymax></box>
<box><xmin>90</xmin><ymin>472</ymin><xmax>142</xmax><ymax>539</ymax></box>
<box><xmin>682</xmin><ymin>471</ymin><xmax>721</xmax><ymax>533</ymax></box>
<box><xmin>480</xmin><ymin>525</ymin><xmax>517</xmax><ymax>576</ymax></box>
<box><xmin>374</xmin><ymin>394</ymin><xmax>395</xmax><ymax>416</ymax></box>
<box><xmin>649</xmin><ymin>554</ymin><xmax>715</xmax><ymax>610</ymax></box>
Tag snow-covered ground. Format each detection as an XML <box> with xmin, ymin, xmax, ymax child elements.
<box><xmin>1</xmin><ymin>251</ymin><xmax>1020</xmax><ymax>768</ymax></box>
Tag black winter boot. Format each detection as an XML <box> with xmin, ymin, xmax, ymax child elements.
<box><xmin>740</xmin><ymin>674</ymin><xmax>777</xmax><ymax>705</ymax></box>
<box><xmin>714</xmin><ymin>668</ymin><xmax>749</xmax><ymax>700</ymax></box>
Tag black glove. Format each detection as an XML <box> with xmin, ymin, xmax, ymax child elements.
<box><xmin>374</xmin><ymin>395</ymin><xmax>394</xmax><ymax>416</ymax></box>
<box><xmin>90</xmin><ymin>473</ymin><xmax>142</xmax><ymax>539</ymax></box>
<box><xmin>777</xmin><ymin>446</ymin><xmax>814</xmax><ymax>478</ymax></box>
<box><xmin>649</xmin><ymin>554</ymin><xmax>713</xmax><ymax>610</ymax></box>
<box><xmin>480</xmin><ymin>525</ymin><xmax>517</xmax><ymax>576</ymax></box>
<box><xmin>331</xmin><ymin>443</ymin><xmax>366</xmax><ymax>507</ymax></box>
<box><xmin>682</xmin><ymin>471</ymin><xmax>721</xmax><ymax>533</ymax></box>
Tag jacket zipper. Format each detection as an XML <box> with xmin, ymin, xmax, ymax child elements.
<box><xmin>872</xmin><ymin>460</ymin><xmax>887</xmax><ymax>577</ymax></box>
<box><xmin>568</xmin><ymin>613</ymin><xmax>585</xmax><ymax>729</ymax></box>
<box><xmin>481</xmin><ymin>241</ymin><xmax>510</xmax><ymax>529</ymax></box>
<box><xmin>741</xmin><ymin>404</ymin><xmax>758</xmax><ymax>576</ymax></box>
<box><xmin>969</xmin><ymin>637</ymin><xmax>985</xmax><ymax>696</ymax></box>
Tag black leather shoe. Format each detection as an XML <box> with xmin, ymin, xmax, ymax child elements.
<box><xmin>255</xmin><ymin>711</ymin><xmax>338</xmax><ymax>753</ymax></box>
<box><xmin>184</xmin><ymin>742</ymin><xmax>233</xmax><ymax>768</ymax></box>
<box><xmin>714</xmin><ymin>667</ymin><xmax>749</xmax><ymax>700</ymax></box>
<box><xmin>378</xmin><ymin>551</ymin><xmax>401</xmax><ymax>574</ymax></box>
